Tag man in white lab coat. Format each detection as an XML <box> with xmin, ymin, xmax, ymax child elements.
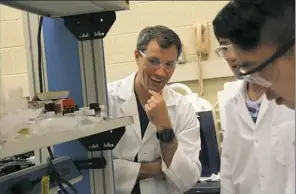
<box><xmin>213</xmin><ymin>11</ymin><xmax>295</xmax><ymax>194</ymax></box>
<box><xmin>107</xmin><ymin>25</ymin><xmax>201</xmax><ymax>194</ymax></box>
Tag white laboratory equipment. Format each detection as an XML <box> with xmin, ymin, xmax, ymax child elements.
<box><xmin>169</xmin><ymin>83</ymin><xmax>213</xmax><ymax>112</ymax></box>
<box><xmin>169</xmin><ymin>83</ymin><xmax>221</xmax><ymax>194</ymax></box>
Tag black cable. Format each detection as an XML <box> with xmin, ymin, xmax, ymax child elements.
<box><xmin>37</xmin><ymin>15</ymin><xmax>54</xmax><ymax>167</ymax></box>
<box><xmin>37</xmin><ymin>16</ymin><xmax>44</xmax><ymax>93</ymax></box>
<box><xmin>47</xmin><ymin>146</ymin><xmax>55</xmax><ymax>160</ymax></box>
<box><xmin>47</xmin><ymin>158</ymin><xmax>78</xmax><ymax>194</ymax></box>
<box><xmin>47</xmin><ymin>157</ymin><xmax>70</xmax><ymax>194</ymax></box>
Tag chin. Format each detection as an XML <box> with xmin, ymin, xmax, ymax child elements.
<box><xmin>149</xmin><ymin>87</ymin><xmax>162</xmax><ymax>93</ymax></box>
<box><xmin>148</xmin><ymin>82</ymin><xmax>165</xmax><ymax>92</ymax></box>
<box><xmin>148</xmin><ymin>84</ymin><xmax>164</xmax><ymax>93</ymax></box>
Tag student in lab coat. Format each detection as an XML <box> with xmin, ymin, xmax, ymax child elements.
<box><xmin>107</xmin><ymin>25</ymin><xmax>201</xmax><ymax>194</ymax></box>
<box><xmin>214</xmin><ymin>1</ymin><xmax>295</xmax><ymax>109</ymax></box>
<box><xmin>213</xmin><ymin>31</ymin><xmax>295</xmax><ymax>194</ymax></box>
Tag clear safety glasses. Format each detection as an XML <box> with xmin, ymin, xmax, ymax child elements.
<box><xmin>139</xmin><ymin>50</ymin><xmax>177</xmax><ymax>71</ymax></box>
<box><xmin>214</xmin><ymin>44</ymin><xmax>233</xmax><ymax>58</ymax></box>
<box><xmin>237</xmin><ymin>38</ymin><xmax>295</xmax><ymax>88</ymax></box>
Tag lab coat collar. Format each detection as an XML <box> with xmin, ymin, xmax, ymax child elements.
<box><xmin>119</xmin><ymin>72</ymin><xmax>176</xmax><ymax>142</ymax></box>
<box><xmin>233</xmin><ymin>81</ymin><xmax>270</xmax><ymax>129</ymax></box>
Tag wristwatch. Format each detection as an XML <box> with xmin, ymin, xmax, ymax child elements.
<box><xmin>156</xmin><ymin>128</ymin><xmax>175</xmax><ymax>143</ymax></box>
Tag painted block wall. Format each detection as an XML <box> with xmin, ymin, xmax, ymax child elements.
<box><xmin>103</xmin><ymin>1</ymin><xmax>234</xmax><ymax>104</ymax></box>
<box><xmin>0</xmin><ymin>5</ymin><xmax>29</xmax><ymax>97</ymax></box>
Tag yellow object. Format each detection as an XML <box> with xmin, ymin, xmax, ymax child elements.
<box><xmin>41</xmin><ymin>176</ymin><xmax>50</xmax><ymax>194</ymax></box>
<box><xmin>18</xmin><ymin>128</ymin><xmax>30</xmax><ymax>135</ymax></box>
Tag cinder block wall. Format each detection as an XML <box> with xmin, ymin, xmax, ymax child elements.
<box><xmin>0</xmin><ymin>2</ymin><xmax>234</xmax><ymax>104</ymax></box>
<box><xmin>103</xmin><ymin>1</ymin><xmax>234</xmax><ymax>105</ymax></box>
<box><xmin>0</xmin><ymin>5</ymin><xmax>29</xmax><ymax>97</ymax></box>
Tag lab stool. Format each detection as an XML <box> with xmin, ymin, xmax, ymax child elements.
<box><xmin>184</xmin><ymin>181</ymin><xmax>220</xmax><ymax>194</ymax></box>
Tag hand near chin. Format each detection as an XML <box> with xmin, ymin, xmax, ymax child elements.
<box><xmin>144</xmin><ymin>90</ymin><xmax>172</xmax><ymax>130</ymax></box>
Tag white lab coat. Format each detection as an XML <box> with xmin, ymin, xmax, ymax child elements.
<box><xmin>107</xmin><ymin>73</ymin><xmax>202</xmax><ymax>194</ymax></box>
<box><xmin>217</xmin><ymin>80</ymin><xmax>244</xmax><ymax>132</ymax></box>
<box><xmin>220</xmin><ymin>81</ymin><xmax>295</xmax><ymax>194</ymax></box>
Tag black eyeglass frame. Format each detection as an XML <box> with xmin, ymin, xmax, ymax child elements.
<box><xmin>238</xmin><ymin>38</ymin><xmax>295</xmax><ymax>76</ymax></box>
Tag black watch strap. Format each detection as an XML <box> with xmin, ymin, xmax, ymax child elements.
<box><xmin>156</xmin><ymin>128</ymin><xmax>175</xmax><ymax>143</ymax></box>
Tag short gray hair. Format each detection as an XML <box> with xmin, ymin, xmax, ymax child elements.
<box><xmin>136</xmin><ymin>25</ymin><xmax>182</xmax><ymax>58</ymax></box>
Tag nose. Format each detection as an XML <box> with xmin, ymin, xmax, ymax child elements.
<box><xmin>154</xmin><ymin>65</ymin><xmax>167</xmax><ymax>77</ymax></box>
<box><xmin>228</xmin><ymin>51</ymin><xmax>237</xmax><ymax>64</ymax></box>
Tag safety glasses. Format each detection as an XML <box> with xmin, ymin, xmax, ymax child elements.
<box><xmin>139</xmin><ymin>50</ymin><xmax>177</xmax><ymax>71</ymax></box>
<box><xmin>236</xmin><ymin>38</ymin><xmax>295</xmax><ymax>87</ymax></box>
<box><xmin>214</xmin><ymin>44</ymin><xmax>233</xmax><ymax>58</ymax></box>
<box><xmin>238</xmin><ymin>38</ymin><xmax>295</xmax><ymax>76</ymax></box>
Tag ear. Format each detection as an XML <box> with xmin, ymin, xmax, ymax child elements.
<box><xmin>135</xmin><ymin>49</ymin><xmax>140</xmax><ymax>65</ymax></box>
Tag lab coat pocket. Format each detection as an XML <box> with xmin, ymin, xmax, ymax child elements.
<box><xmin>271</xmin><ymin>122</ymin><xmax>295</xmax><ymax>166</ymax></box>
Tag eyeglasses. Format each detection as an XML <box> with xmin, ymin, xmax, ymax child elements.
<box><xmin>139</xmin><ymin>50</ymin><xmax>177</xmax><ymax>70</ymax></box>
<box><xmin>243</xmin><ymin>73</ymin><xmax>275</xmax><ymax>88</ymax></box>
<box><xmin>237</xmin><ymin>38</ymin><xmax>295</xmax><ymax>87</ymax></box>
<box><xmin>215</xmin><ymin>44</ymin><xmax>233</xmax><ymax>58</ymax></box>
<box><xmin>238</xmin><ymin>38</ymin><xmax>295</xmax><ymax>76</ymax></box>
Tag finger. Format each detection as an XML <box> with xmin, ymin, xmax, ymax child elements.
<box><xmin>144</xmin><ymin>104</ymin><xmax>151</xmax><ymax>112</ymax></box>
<box><xmin>149</xmin><ymin>90</ymin><xmax>161</xmax><ymax>98</ymax></box>
<box><xmin>150</xmin><ymin>96</ymin><xmax>158</xmax><ymax>102</ymax></box>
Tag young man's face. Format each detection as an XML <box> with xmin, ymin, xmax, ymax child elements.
<box><xmin>135</xmin><ymin>40</ymin><xmax>178</xmax><ymax>93</ymax></box>
<box><xmin>217</xmin><ymin>38</ymin><xmax>240</xmax><ymax>76</ymax></box>
<box><xmin>217</xmin><ymin>38</ymin><xmax>266</xmax><ymax>93</ymax></box>
<box><xmin>232</xmin><ymin>43</ymin><xmax>295</xmax><ymax>109</ymax></box>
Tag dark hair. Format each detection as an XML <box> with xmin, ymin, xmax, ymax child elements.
<box><xmin>213</xmin><ymin>1</ymin><xmax>295</xmax><ymax>50</ymax></box>
<box><xmin>233</xmin><ymin>0</ymin><xmax>294</xmax><ymax>18</ymax></box>
<box><xmin>136</xmin><ymin>25</ymin><xmax>182</xmax><ymax>57</ymax></box>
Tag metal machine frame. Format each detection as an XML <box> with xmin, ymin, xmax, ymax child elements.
<box><xmin>68</xmin><ymin>11</ymin><xmax>117</xmax><ymax>194</ymax></box>
<box><xmin>0</xmin><ymin>1</ymin><xmax>131</xmax><ymax>194</ymax></box>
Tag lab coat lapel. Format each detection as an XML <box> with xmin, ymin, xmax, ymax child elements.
<box><xmin>235</xmin><ymin>82</ymin><xmax>255</xmax><ymax>129</ymax></box>
<box><xmin>142</xmin><ymin>86</ymin><xmax>175</xmax><ymax>144</ymax></box>
<box><xmin>142</xmin><ymin>122</ymin><xmax>156</xmax><ymax>143</ymax></box>
<box><xmin>119</xmin><ymin>73</ymin><xmax>142</xmax><ymax>142</ymax></box>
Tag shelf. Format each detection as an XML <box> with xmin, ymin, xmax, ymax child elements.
<box><xmin>0</xmin><ymin>1</ymin><xmax>130</xmax><ymax>18</ymax></box>
<box><xmin>0</xmin><ymin>116</ymin><xmax>133</xmax><ymax>159</ymax></box>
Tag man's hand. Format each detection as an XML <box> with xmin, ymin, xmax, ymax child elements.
<box><xmin>138</xmin><ymin>158</ymin><xmax>165</xmax><ymax>180</ymax></box>
<box><xmin>155</xmin><ymin>158</ymin><xmax>166</xmax><ymax>180</ymax></box>
<box><xmin>144</xmin><ymin>90</ymin><xmax>172</xmax><ymax>131</ymax></box>
<box><xmin>145</xmin><ymin>90</ymin><xmax>178</xmax><ymax>169</ymax></box>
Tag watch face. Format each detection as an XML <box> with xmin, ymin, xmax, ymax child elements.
<box><xmin>162</xmin><ymin>132</ymin><xmax>171</xmax><ymax>141</ymax></box>
<box><xmin>158</xmin><ymin>129</ymin><xmax>174</xmax><ymax>142</ymax></box>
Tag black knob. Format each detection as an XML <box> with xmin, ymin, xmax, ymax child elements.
<box><xmin>89</xmin><ymin>103</ymin><xmax>100</xmax><ymax>110</ymax></box>
<box><xmin>45</xmin><ymin>103</ymin><xmax>56</xmax><ymax>112</ymax></box>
